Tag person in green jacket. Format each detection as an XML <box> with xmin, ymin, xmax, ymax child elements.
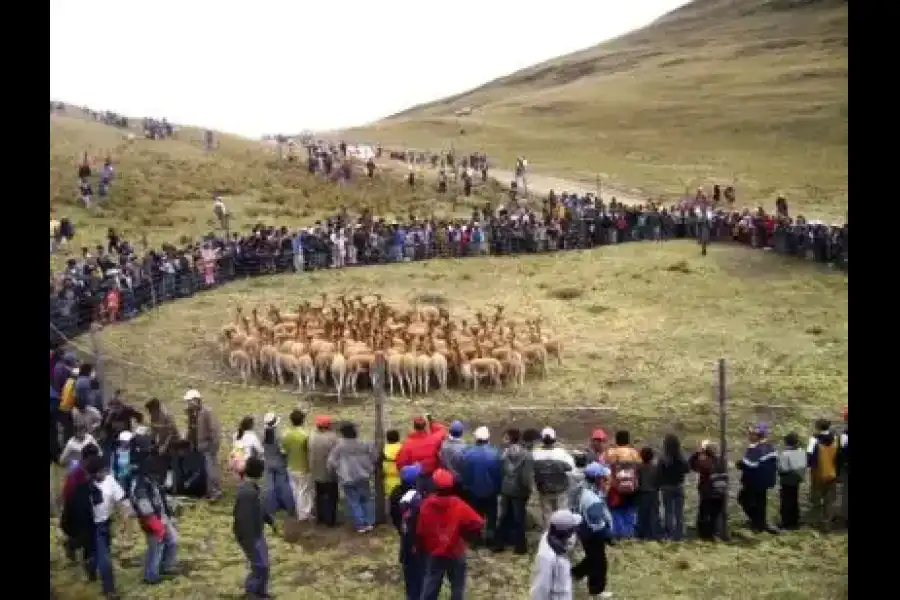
<box><xmin>281</xmin><ymin>409</ymin><xmax>312</xmax><ymax>520</ymax></box>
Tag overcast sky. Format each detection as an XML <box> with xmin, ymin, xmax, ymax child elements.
<box><xmin>50</xmin><ymin>0</ymin><xmax>690</xmax><ymax>137</ymax></box>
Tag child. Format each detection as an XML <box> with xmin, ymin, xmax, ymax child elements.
<box><xmin>383</xmin><ymin>429</ymin><xmax>403</xmax><ymax>497</ymax></box>
<box><xmin>110</xmin><ymin>431</ymin><xmax>135</xmax><ymax>496</ymax></box>
<box><xmin>635</xmin><ymin>446</ymin><xmax>660</xmax><ymax>540</ymax></box>
<box><xmin>777</xmin><ymin>432</ymin><xmax>806</xmax><ymax>530</ymax></box>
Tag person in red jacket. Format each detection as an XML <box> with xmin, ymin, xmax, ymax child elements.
<box><xmin>416</xmin><ymin>469</ymin><xmax>484</xmax><ymax>600</ymax></box>
<box><xmin>396</xmin><ymin>415</ymin><xmax>448</xmax><ymax>475</ymax></box>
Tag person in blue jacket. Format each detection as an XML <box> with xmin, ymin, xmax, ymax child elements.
<box><xmin>460</xmin><ymin>426</ymin><xmax>502</xmax><ymax>548</ymax></box>
<box><xmin>736</xmin><ymin>423</ymin><xmax>778</xmax><ymax>533</ymax></box>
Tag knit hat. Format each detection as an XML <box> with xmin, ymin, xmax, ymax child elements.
<box><xmin>400</xmin><ymin>464</ymin><xmax>423</xmax><ymax>486</ymax></box>
<box><xmin>549</xmin><ymin>509</ymin><xmax>582</xmax><ymax>531</ymax></box>
<box><xmin>432</xmin><ymin>468</ymin><xmax>455</xmax><ymax>490</ymax></box>
<box><xmin>584</xmin><ymin>462</ymin><xmax>610</xmax><ymax>479</ymax></box>
<box><xmin>449</xmin><ymin>420</ymin><xmax>464</xmax><ymax>437</ymax></box>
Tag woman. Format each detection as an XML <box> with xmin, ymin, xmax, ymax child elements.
<box><xmin>261</xmin><ymin>413</ymin><xmax>296</xmax><ymax>516</ymax></box>
<box><xmin>689</xmin><ymin>441</ymin><xmax>728</xmax><ymax>541</ymax></box>
<box><xmin>231</xmin><ymin>416</ymin><xmax>264</xmax><ymax>475</ymax></box>
<box><xmin>657</xmin><ymin>434</ymin><xmax>689</xmax><ymax>541</ymax></box>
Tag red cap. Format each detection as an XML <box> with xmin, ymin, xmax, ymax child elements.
<box><xmin>591</xmin><ymin>428</ymin><xmax>608</xmax><ymax>441</ymax></box>
<box><xmin>315</xmin><ymin>415</ymin><xmax>332</xmax><ymax>428</ymax></box>
<box><xmin>432</xmin><ymin>468</ymin><xmax>454</xmax><ymax>490</ymax></box>
<box><xmin>412</xmin><ymin>416</ymin><xmax>427</xmax><ymax>427</ymax></box>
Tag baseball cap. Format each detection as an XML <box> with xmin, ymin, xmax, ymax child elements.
<box><xmin>584</xmin><ymin>462</ymin><xmax>611</xmax><ymax>479</ymax></box>
<box><xmin>413</xmin><ymin>416</ymin><xmax>428</xmax><ymax>427</ymax></box>
<box><xmin>315</xmin><ymin>415</ymin><xmax>332</xmax><ymax>428</ymax></box>
<box><xmin>449</xmin><ymin>420</ymin><xmax>464</xmax><ymax>437</ymax></box>
<box><xmin>117</xmin><ymin>431</ymin><xmax>134</xmax><ymax>443</ymax></box>
<box><xmin>400</xmin><ymin>464</ymin><xmax>423</xmax><ymax>486</ymax></box>
<box><xmin>432</xmin><ymin>468</ymin><xmax>455</xmax><ymax>489</ymax></box>
<box><xmin>549</xmin><ymin>509</ymin><xmax>582</xmax><ymax>530</ymax></box>
<box><xmin>474</xmin><ymin>426</ymin><xmax>490</xmax><ymax>441</ymax></box>
<box><xmin>591</xmin><ymin>428</ymin><xmax>608</xmax><ymax>441</ymax></box>
<box><xmin>541</xmin><ymin>427</ymin><xmax>556</xmax><ymax>440</ymax></box>
<box><xmin>183</xmin><ymin>389</ymin><xmax>202</xmax><ymax>401</ymax></box>
<box><xmin>264</xmin><ymin>412</ymin><xmax>280</xmax><ymax>428</ymax></box>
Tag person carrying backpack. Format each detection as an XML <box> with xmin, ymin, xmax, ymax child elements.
<box><xmin>532</xmin><ymin>427</ymin><xmax>575</xmax><ymax>526</ymax></box>
<box><xmin>689</xmin><ymin>441</ymin><xmax>728</xmax><ymax>540</ymax></box>
<box><xmin>495</xmin><ymin>427</ymin><xmax>533</xmax><ymax>554</ymax></box>
<box><xmin>807</xmin><ymin>419</ymin><xmax>839</xmax><ymax>530</ymax></box>
<box><xmin>601</xmin><ymin>430</ymin><xmax>641</xmax><ymax>539</ymax></box>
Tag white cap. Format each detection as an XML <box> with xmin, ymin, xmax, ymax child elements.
<box><xmin>118</xmin><ymin>431</ymin><xmax>134</xmax><ymax>443</ymax></box>
<box><xmin>134</xmin><ymin>425</ymin><xmax>150</xmax><ymax>436</ymax></box>
<box><xmin>541</xmin><ymin>427</ymin><xmax>556</xmax><ymax>440</ymax></box>
<box><xmin>474</xmin><ymin>426</ymin><xmax>490</xmax><ymax>441</ymax></box>
<box><xmin>549</xmin><ymin>509</ymin><xmax>582</xmax><ymax>530</ymax></box>
<box><xmin>183</xmin><ymin>389</ymin><xmax>202</xmax><ymax>401</ymax></box>
<box><xmin>264</xmin><ymin>412</ymin><xmax>280</xmax><ymax>427</ymax></box>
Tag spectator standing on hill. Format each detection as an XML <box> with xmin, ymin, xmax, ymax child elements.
<box><xmin>391</xmin><ymin>464</ymin><xmax>426</xmax><ymax>600</ymax></box>
<box><xmin>383</xmin><ymin>429</ymin><xmax>403</xmax><ymax>498</ymax></box>
<box><xmin>309</xmin><ymin>415</ymin><xmax>339</xmax><ymax>526</ymax></box>
<box><xmin>657</xmin><ymin>433</ymin><xmax>689</xmax><ymax>541</ymax></box>
<box><xmin>396</xmin><ymin>415</ymin><xmax>448</xmax><ymax>476</ymax></box>
<box><xmin>145</xmin><ymin>398</ymin><xmax>179</xmax><ymax>459</ymax></box>
<box><xmin>233</xmin><ymin>456</ymin><xmax>275</xmax><ymax>600</ymax></box>
<box><xmin>529</xmin><ymin>510</ymin><xmax>581</xmax><ymax>600</ymax></box>
<box><xmin>184</xmin><ymin>389</ymin><xmax>222</xmax><ymax>500</ymax></box>
<box><xmin>689</xmin><ymin>441</ymin><xmax>728</xmax><ymax>540</ymax></box>
<box><xmin>438</xmin><ymin>420</ymin><xmax>468</xmax><ymax>486</ymax></box>
<box><xmin>129</xmin><ymin>433</ymin><xmax>178</xmax><ymax>585</ymax></box>
<box><xmin>777</xmin><ymin>432</ymin><xmax>806</xmax><ymax>530</ymax></box>
<box><xmin>60</xmin><ymin>444</ymin><xmax>102</xmax><ymax>563</ymax></box>
<box><xmin>495</xmin><ymin>427</ymin><xmax>533</xmax><ymax>554</ymax></box>
<box><xmin>585</xmin><ymin>428</ymin><xmax>608</xmax><ymax>464</ymax></box>
<box><xmin>460</xmin><ymin>426</ymin><xmax>502</xmax><ymax>548</ymax></box>
<box><xmin>416</xmin><ymin>468</ymin><xmax>485</xmax><ymax>600</ymax></box>
<box><xmin>635</xmin><ymin>446</ymin><xmax>660</xmax><ymax>540</ymax></box>
<box><xmin>281</xmin><ymin>409</ymin><xmax>312</xmax><ymax>520</ymax></box>
<box><xmin>736</xmin><ymin>423</ymin><xmax>778</xmax><ymax>533</ymax></box>
<box><xmin>327</xmin><ymin>421</ymin><xmax>378</xmax><ymax>533</ymax></box>
<box><xmin>87</xmin><ymin>455</ymin><xmax>129</xmax><ymax>599</ymax></box>
<box><xmin>572</xmin><ymin>462</ymin><xmax>614</xmax><ymax>599</ymax></box>
<box><xmin>807</xmin><ymin>419</ymin><xmax>839</xmax><ymax>530</ymax></box>
<box><xmin>262</xmin><ymin>413</ymin><xmax>296</xmax><ymax>517</ymax></box>
<box><xmin>532</xmin><ymin>427</ymin><xmax>575</xmax><ymax>524</ymax></box>
<box><xmin>602</xmin><ymin>430</ymin><xmax>641</xmax><ymax>539</ymax></box>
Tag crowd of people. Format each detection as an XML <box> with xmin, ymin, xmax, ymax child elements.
<box><xmin>49</xmin><ymin>190</ymin><xmax>848</xmax><ymax>346</ymax></box>
<box><xmin>50</xmin><ymin>359</ymin><xmax>849</xmax><ymax>599</ymax></box>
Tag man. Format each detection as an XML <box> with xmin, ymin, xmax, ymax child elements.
<box><xmin>736</xmin><ymin>423</ymin><xmax>778</xmax><ymax>533</ymax></box>
<box><xmin>396</xmin><ymin>415</ymin><xmax>448</xmax><ymax>476</ymax></box>
<box><xmin>460</xmin><ymin>426</ymin><xmax>502</xmax><ymax>548</ymax></box>
<box><xmin>438</xmin><ymin>420</ymin><xmax>468</xmax><ymax>485</ymax></box>
<box><xmin>601</xmin><ymin>430</ymin><xmax>642</xmax><ymax>539</ymax></box>
<box><xmin>532</xmin><ymin>427</ymin><xmax>575</xmax><ymax>524</ymax></box>
<box><xmin>233</xmin><ymin>456</ymin><xmax>276</xmax><ymax>600</ymax></box>
<box><xmin>572</xmin><ymin>463</ymin><xmax>614</xmax><ymax>600</ymax></box>
<box><xmin>584</xmin><ymin>429</ymin><xmax>608</xmax><ymax>465</ymax></box>
<box><xmin>807</xmin><ymin>418</ymin><xmax>839</xmax><ymax>530</ymax></box>
<box><xmin>282</xmin><ymin>409</ymin><xmax>312</xmax><ymax>520</ymax></box>
<box><xmin>390</xmin><ymin>465</ymin><xmax>426</xmax><ymax>600</ymax></box>
<box><xmin>530</xmin><ymin>510</ymin><xmax>581</xmax><ymax>600</ymax></box>
<box><xmin>86</xmin><ymin>455</ymin><xmax>129</xmax><ymax>599</ymax></box>
<box><xmin>60</xmin><ymin>444</ymin><xmax>101</xmax><ymax>563</ymax></box>
<box><xmin>146</xmin><ymin>398</ymin><xmax>179</xmax><ymax>458</ymax></box>
<box><xmin>417</xmin><ymin>469</ymin><xmax>485</xmax><ymax>600</ymax></box>
<box><xmin>327</xmin><ymin>421</ymin><xmax>378</xmax><ymax>533</ymax></box>
<box><xmin>129</xmin><ymin>434</ymin><xmax>178</xmax><ymax>585</ymax></box>
<box><xmin>169</xmin><ymin>439</ymin><xmax>208</xmax><ymax>498</ymax></box>
<box><xmin>495</xmin><ymin>427</ymin><xmax>533</xmax><ymax>554</ymax></box>
<box><xmin>308</xmin><ymin>415</ymin><xmax>339</xmax><ymax>526</ymax></box>
<box><xmin>183</xmin><ymin>389</ymin><xmax>222</xmax><ymax>500</ymax></box>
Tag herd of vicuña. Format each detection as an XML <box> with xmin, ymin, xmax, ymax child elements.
<box><xmin>218</xmin><ymin>294</ymin><xmax>563</xmax><ymax>400</ymax></box>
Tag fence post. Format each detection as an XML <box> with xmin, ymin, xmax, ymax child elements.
<box><xmin>372</xmin><ymin>355</ymin><xmax>388</xmax><ymax>524</ymax></box>
<box><xmin>717</xmin><ymin>358</ymin><xmax>729</xmax><ymax>541</ymax></box>
<box><xmin>89</xmin><ymin>322</ymin><xmax>108</xmax><ymax>405</ymax></box>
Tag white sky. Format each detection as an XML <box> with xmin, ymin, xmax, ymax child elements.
<box><xmin>50</xmin><ymin>0</ymin><xmax>690</xmax><ymax>138</ymax></box>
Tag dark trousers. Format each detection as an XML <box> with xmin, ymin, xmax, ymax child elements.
<box><xmin>465</xmin><ymin>494</ymin><xmax>497</xmax><ymax>547</ymax></box>
<box><xmin>315</xmin><ymin>480</ymin><xmax>339</xmax><ymax>526</ymax></box>
<box><xmin>635</xmin><ymin>491</ymin><xmax>661</xmax><ymax>540</ymax></box>
<box><xmin>421</xmin><ymin>555</ymin><xmax>467</xmax><ymax>600</ymax></box>
<box><xmin>779</xmin><ymin>484</ymin><xmax>801</xmax><ymax>529</ymax></box>
<box><xmin>494</xmin><ymin>495</ymin><xmax>528</xmax><ymax>553</ymax></box>
<box><xmin>86</xmin><ymin>520</ymin><xmax>115</xmax><ymax>594</ymax></box>
<box><xmin>738</xmin><ymin>486</ymin><xmax>769</xmax><ymax>531</ymax></box>
<box><xmin>697</xmin><ymin>495</ymin><xmax>725</xmax><ymax>540</ymax></box>
<box><xmin>241</xmin><ymin>537</ymin><xmax>269</xmax><ymax>597</ymax></box>
<box><xmin>401</xmin><ymin>554</ymin><xmax>423</xmax><ymax>600</ymax></box>
<box><xmin>572</xmin><ymin>532</ymin><xmax>607</xmax><ymax>595</ymax></box>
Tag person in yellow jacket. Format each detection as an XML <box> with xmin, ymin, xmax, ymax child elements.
<box><xmin>383</xmin><ymin>429</ymin><xmax>403</xmax><ymax>496</ymax></box>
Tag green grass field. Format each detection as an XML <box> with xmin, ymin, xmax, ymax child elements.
<box><xmin>347</xmin><ymin>0</ymin><xmax>848</xmax><ymax>219</ymax></box>
<box><xmin>51</xmin><ymin>242</ymin><xmax>848</xmax><ymax>600</ymax></box>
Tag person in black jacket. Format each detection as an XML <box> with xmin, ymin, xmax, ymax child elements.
<box><xmin>657</xmin><ymin>434</ymin><xmax>689</xmax><ymax>541</ymax></box>
<box><xmin>169</xmin><ymin>439</ymin><xmax>208</xmax><ymax>498</ymax></box>
<box><xmin>736</xmin><ymin>423</ymin><xmax>779</xmax><ymax>533</ymax></box>
<box><xmin>233</xmin><ymin>456</ymin><xmax>276</xmax><ymax>599</ymax></box>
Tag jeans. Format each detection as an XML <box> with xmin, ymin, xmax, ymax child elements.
<box><xmin>343</xmin><ymin>480</ymin><xmax>375</xmax><ymax>530</ymax></box>
<box><xmin>87</xmin><ymin>520</ymin><xmax>115</xmax><ymax>594</ymax></box>
<box><xmin>610</xmin><ymin>506</ymin><xmax>637</xmax><ymax>539</ymax></box>
<box><xmin>466</xmin><ymin>494</ymin><xmax>498</xmax><ymax>546</ymax></box>
<box><xmin>241</xmin><ymin>537</ymin><xmax>270</xmax><ymax>597</ymax></box>
<box><xmin>144</xmin><ymin>521</ymin><xmax>178</xmax><ymax>583</ymax></box>
<box><xmin>636</xmin><ymin>491</ymin><xmax>660</xmax><ymax>540</ymax></box>
<box><xmin>661</xmin><ymin>487</ymin><xmax>685</xmax><ymax>541</ymax></box>
<box><xmin>203</xmin><ymin>450</ymin><xmax>221</xmax><ymax>497</ymax></box>
<box><xmin>402</xmin><ymin>554</ymin><xmax>423</xmax><ymax>600</ymax></box>
<box><xmin>265</xmin><ymin>468</ymin><xmax>297</xmax><ymax>516</ymax></box>
<box><xmin>421</xmin><ymin>555</ymin><xmax>467</xmax><ymax>600</ymax></box>
<box><xmin>495</xmin><ymin>496</ymin><xmax>528</xmax><ymax>552</ymax></box>
<box><xmin>697</xmin><ymin>494</ymin><xmax>725</xmax><ymax>540</ymax></box>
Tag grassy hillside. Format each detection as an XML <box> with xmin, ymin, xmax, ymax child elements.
<box><xmin>348</xmin><ymin>0</ymin><xmax>848</xmax><ymax>218</ymax></box>
<box><xmin>50</xmin><ymin>115</ymin><xmax>499</xmax><ymax>263</ymax></box>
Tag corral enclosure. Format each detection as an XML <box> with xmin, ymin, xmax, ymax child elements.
<box><xmin>53</xmin><ymin>241</ymin><xmax>849</xmax><ymax>600</ymax></box>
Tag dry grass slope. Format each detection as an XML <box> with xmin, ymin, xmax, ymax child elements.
<box><xmin>348</xmin><ymin>0</ymin><xmax>848</xmax><ymax>218</ymax></box>
<box><xmin>50</xmin><ymin>115</ymin><xmax>500</xmax><ymax>267</ymax></box>
<box><xmin>52</xmin><ymin>242</ymin><xmax>848</xmax><ymax>600</ymax></box>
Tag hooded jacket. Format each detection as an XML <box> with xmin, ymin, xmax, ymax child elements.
<box><xmin>308</xmin><ymin>430</ymin><xmax>339</xmax><ymax>482</ymax></box>
<box><xmin>532</xmin><ymin>445</ymin><xmax>575</xmax><ymax>495</ymax></box>
<box><xmin>461</xmin><ymin>442</ymin><xmax>503</xmax><ymax>498</ymax></box>
<box><xmin>501</xmin><ymin>443</ymin><xmax>534</xmax><ymax>498</ymax></box>
<box><xmin>807</xmin><ymin>431</ymin><xmax>839</xmax><ymax>483</ymax></box>
<box><xmin>530</xmin><ymin>532</ymin><xmax>574</xmax><ymax>600</ymax></box>
<box><xmin>327</xmin><ymin>438</ymin><xmax>378</xmax><ymax>485</ymax></box>
<box><xmin>396</xmin><ymin>422</ymin><xmax>448</xmax><ymax>475</ymax></box>
<box><xmin>415</xmin><ymin>493</ymin><xmax>485</xmax><ymax>558</ymax></box>
<box><xmin>439</xmin><ymin>436</ymin><xmax>468</xmax><ymax>480</ymax></box>
<box><xmin>738</xmin><ymin>441</ymin><xmax>777</xmax><ymax>489</ymax></box>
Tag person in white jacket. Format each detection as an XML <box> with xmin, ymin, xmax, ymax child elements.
<box><xmin>530</xmin><ymin>510</ymin><xmax>581</xmax><ymax>600</ymax></box>
<box><xmin>532</xmin><ymin>427</ymin><xmax>576</xmax><ymax>524</ymax></box>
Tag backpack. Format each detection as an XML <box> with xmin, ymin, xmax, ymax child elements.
<box><xmin>60</xmin><ymin>377</ymin><xmax>78</xmax><ymax>412</ymax></box>
<box><xmin>610</xmin><ymin>461</ymin><xmax>638</xmax><ymax>496</ymax></box>
<box><xmin>812</xmin><ymin>442</ymin><xmax>838</xmax><ymax>483</ymax></box>
<box><xmin>533</xmin><ymin>460</ymin><xmax>570</xmax><ymax>495</ymax></box>
<box><xmin>708</xmin><ymin>471</ymin><xmax>729</xmax><ymax>499</ymax></box>
<box><xmin>229</xmin><ymin>441</ymin><xmax>249</xmax><ymax>474</ymax></box>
